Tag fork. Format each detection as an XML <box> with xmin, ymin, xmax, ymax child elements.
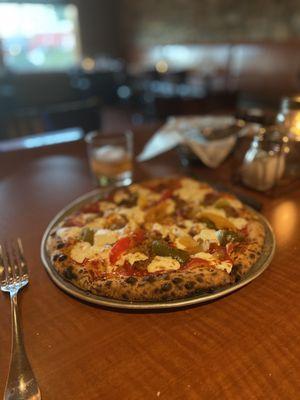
<box><xmin>0</xmin><ymin>239</ymin><xmax>41</xmax><ymax>400</ymax></box>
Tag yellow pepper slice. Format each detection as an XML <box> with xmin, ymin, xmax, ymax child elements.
<box><xmin>199</xmin><ymin>212</ymin><xmax>236</xmax><ymax>230</ymax></box>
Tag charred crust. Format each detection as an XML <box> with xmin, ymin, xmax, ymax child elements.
<box><xmin>52</xmin><ymin>254</ymin><xmax>60</xmax><ymax>262</ymax></box>
<box><xmin>231</xmin><ymin>264</ymin><xmax>243</xmax><ymax>280</ymax></box>
<box><xmin>56</xmin><ymin>243</ymin><xmax>65</xmax><ymax>249</ymax></box>
<box><xmin>161</xmin><ymin>282</ymin><xmax>172</xmax><ymax>292</ymax></box>
<box><xmin>172</xmin><ymin>277</ymin><xmax>183</xmax><ymax>284</ymax></box>
<box><xmin>207</xmin><ymin>287</ymin><xmax>216</xmax><ymax>293</ymax></box>
<box><xmin>125</xmin><ymin>276</ymin><xmax>137</xmax><ymax>285</ymax></box>
<box><xmin>63</xmin><ymin>266</ymin><xmax>77</xmax><ymax>281</ymax></box>
<box><xmin>143</xmin><ymin>275</ymin><xmax>156</xmax><ymax>283</ymax></box>
<box><xmin>232</xmin><ymin>263</ymin><xmax>242</xmax><ymax>272</ymax></box>
<box><xmin>105</xmin><ymin>280</ymin><xmax>112</xmax><ymax>288</ymax></box>
<box><xmin>185</xmin><ymin>281</ymin><xmax>195</xmax><ymax>290</ymax></box>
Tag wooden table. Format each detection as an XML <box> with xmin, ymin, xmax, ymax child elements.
<box><xmin>1</xmin><ymin>126</ymin><xmax>300</xmax><ymax>400</ymax></box>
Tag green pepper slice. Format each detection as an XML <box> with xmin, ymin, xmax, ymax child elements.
<box><xmin>198</xmin><ymin>217</ymin><xmax>216</xmax><ymax>230</ymax></box>
<box><xmin>217</xmin><ymin>230</ymin><xmax>243</xmax><ymax>246</ymax></box>
<box><xmin>80</xmin><ymin>228</ymin><xmax>95</xmax><ymax>245</ymax></box>
<box><xmin>214</xmin><ymin>199</ymin><xmax>231</xmax><ymax>209</ymax></box>
<box><xmin>151</xmin><ymin>240</ymin><xmax>190</xmax><ymax>265</ymax></box>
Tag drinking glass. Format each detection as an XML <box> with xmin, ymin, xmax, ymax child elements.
<box><xmin>85</xmin><ymin>130</ymin><xmax>133</xmax><ymax>187</ymax></box>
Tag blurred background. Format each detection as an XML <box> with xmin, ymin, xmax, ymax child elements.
<box><xmin>1</xmin><ymin>0</ymin><xmax>300</xmax><ymax>140</ymax></box>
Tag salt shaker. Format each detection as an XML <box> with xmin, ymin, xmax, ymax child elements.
<box><xmin>241</xmin><ymin>125</ymin><xmax>287</xmax><ymax>191</ymax></box>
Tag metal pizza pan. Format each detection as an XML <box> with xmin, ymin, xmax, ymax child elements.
<box><xmin>40</xmin><ymin>188</ymin><xmax>275</xmax><ymax>310</ymax></box>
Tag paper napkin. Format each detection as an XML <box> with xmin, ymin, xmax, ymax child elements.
<box><xmin>137</xmin><ymin>115</ymin><xmax>238</xmax><ymax>168</ymax></box>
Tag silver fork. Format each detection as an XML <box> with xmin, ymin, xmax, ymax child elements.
<box><xmin>0</xmin><ymin>239</ymin><xmax>41</xmax><ymax>400</ymax></box>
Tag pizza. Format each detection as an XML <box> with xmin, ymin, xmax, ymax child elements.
<box><xmin>46</xmin><ymin>177</ymin><xmax>265</xmax><ymax>301</ymax></box>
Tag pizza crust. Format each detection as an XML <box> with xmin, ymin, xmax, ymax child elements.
<box><xmin>230</xmin><ymin>221</ymin><xmax>265</xmax><ymax>278</ymax></box>
<box><xmin>53</xmin><ymin>259</ymin><xmax>233</xmax><ymax>301</ymax></box>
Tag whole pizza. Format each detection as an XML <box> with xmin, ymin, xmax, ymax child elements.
<box><xmin>47</xmin><ymin>177</ymin><xmax>265</xmax><ymax>301</ymax></box>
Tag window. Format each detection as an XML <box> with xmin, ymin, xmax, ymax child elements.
<box><xmin>0</xmin><ymin>2</ymin><xmax>81</xmax><ymax>72</ymax></box>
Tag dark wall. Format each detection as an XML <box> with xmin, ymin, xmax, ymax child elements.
<box><xmin>119</xmin><ymin>0</ymin><xmax>300</xmax><ymax>50</ymax></box>
<box><xmin>74</xmin><ymin>0</ymin><xmax>121</xmax><ymax>57</ymax></box>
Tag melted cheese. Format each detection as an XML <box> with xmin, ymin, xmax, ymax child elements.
<box><xmin>201</xmin><ymin>206</ymin><xmax>226</xmax><ymax>218</ymax></box>
<box><xmin>100</xmin><ymin>245</ymin><xmax>111</xmax><ymax>259</ymax></box>
<box><xmin>119</xmin><ymin>207</ymin><xmax>145</xmax><ymax>224</ymax></box>
<box><xmin>147</xmin><ymin>256</ymin><xmax>180</xmax><ymax>273</ymax></box>
<box><xmin>216</xmin><ymin>260</ymin><xmax>233</xmax><ymax>273</ymax></box>
<box><xmin>164</xmin><ymin>198</ymin><xmax>176</xmax><ymax>214</ymax></box>
<box><xmin>136</xmin><ymin>186</ymin><xmax>160</xmax><ymax>200</ymax></box>
<box><xmin>56</xmin><ymin>227</ymin><xmax>81</xmax><ymax>242</ymax></box>
<box><xmin>191</xmin><ymin>252</ymin><xmax>216</xmax><ymax>261</ymax></box>
<box><xmin>174</xmin><ymin>237</ymin><xmax>186</xmax><ymax>250</ymax></box>
<box><xmin>151</xmin><ymin>223</ymin><xmax>169</xmax><ymax>238</ymax></box>
<box><xmin>123</xmin><ymin>220</ymin><xmax>138</xmax><ymax>235</ymax></box>
<box><xmin>181</xmin><ymin>220</ymin><xmax>194</xmax><ymax>229</ymax></box>
<box><xmin>186</xmin><ymin>222</ymin><xmax>206</xmax><ymax>234</ymax></box>
<box><xmin>174</xmin><ymin>178</ymin><xmax>213</xmax><ymax>203</ymax></box>
<box><xmin>150</xmin><ymin>223</ymin><xmax>188</xmax><ymax>240</ymax></box>
<box><xmin>99</xmin><ymin>201</ymin><xmax>116</xmax><ymax>212</ymax></box>
<box><xmin>116</xmin><ymin>252</ymin><xmax>148</xmax><ymax>266</ymax></box>
<box><xmin>70</xmin><ymin>242</ymin><xmax>101</xmax><ymax>264</ymax></box>
<box><xmin>173</xmin><ymin>234</ymin><xmax>196</xmax><ymax>250</ymax></box>
<box><xmin>221</xmin><ymin>196</ymin><xmax>243</xmax><ymax>209</ymax></box>
<box><xmin>85</xmin><ymin>217</ymin><xmax>106</xmax><ymax>229</ymax></box>
<box><xmin>93</xmin><ymin>229</ymin><xmax>120</xmax><ymax>247</ymax></box>
<box><xmin>132</xmin><ymin>186</ymin><xmax>161</xmax><ymax>207</ymax></box>
<box><xmin>194</xmin><ymin>228</ymin><xmax>219</xmax><ymax>251</ymax></box>
<box><xmin>114</xmin><ymin>190</ymin><xmax>130</xmax><ymax>204</ymax></box>
<box><xmin>228</xmin><ymin>217</ymin><xmax>247</xmax><ymax>230</ymax></box>
<box><xmin>170</xmin><ymin>225</ymin><xmax>188</xmax><ymax>238</ymax></box>
<box><xmin>191</xmin><ymin>252</ymin><xmax>232</xmax><ymax>273</ymax></box>
<box><xmin>70</xmin><ymin>241</ymin><xmax>115</xmax><ymax>264</ymax></box>
<box><xmin>194</xmin><ymin>229</ymin><xmax>219</xmax><ymax>243</ymax></box>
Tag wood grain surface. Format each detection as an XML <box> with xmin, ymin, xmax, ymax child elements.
<box><xmin>0</xmin><ymin>125</ymin><xmax>300</xmax><ymax>400</ymax></box>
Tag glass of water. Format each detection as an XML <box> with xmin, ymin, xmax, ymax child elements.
<box><xmin>85</xmin><ymin>130</ymin><xmax>133</xmax><ymax>187</ymax></box>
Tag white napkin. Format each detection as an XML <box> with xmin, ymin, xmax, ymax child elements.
<box><xmin>137</xmin><ymin>115</ymin><xmax>238</xmax><ymax>168</ymax></box>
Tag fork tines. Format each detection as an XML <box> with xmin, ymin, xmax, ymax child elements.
<box><xmin>0</xmin><ymin>239</ymin><xmax>28</xmax><ymax>286</ymax></box>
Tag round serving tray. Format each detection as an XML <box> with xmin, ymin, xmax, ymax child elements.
<box><xmin>41</xmin><ymin>188</ymin><xmax>276</xmax><ymax>310</ymax></box>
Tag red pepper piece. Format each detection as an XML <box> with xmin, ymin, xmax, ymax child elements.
<box><xmin>132</xmin><ymin>228</ymin><xmax>145</xmax><ymax>244</ymax></box>
<box><xmin>209</xmin><ymin>243</ymin><xmax>233</xmax><ymax>263</ymax></box>
<box><xmin>109</xmin><ymin>229</ymin><xmax>146</xmax><ymax>264</ymax></box>
<box><xmin>240</xmin><ymin>226</ymin><xmax>248</xmax><ymax>237</ymax></box>
<box><xmin>81</xmin><ymin>202</ymin><xmax>100</xmax><ymax>213</ymax></box>
<box><xmin>63</xmin><ymin>215</ymin><xmax>84</xmax><ymax>227</ymax></box>
<box><xmin>203</xmin><ymin>192</ymin><xmax>221</xmax><ymax>206</ymax></box>
<box><xmin>183</xmin><ymin>258</ymin><xmax>210</xmax><ymax>269</ymax></box>
<box><xmin>117</xmin><ymin>261</ymin><xmax>134</xmax><ymax>276</ymax></box>
<box><xmin>109</xmin><ymin>237</ymin><xmax>131</xmax><ymax>264</ymax></box>
<box><xmin>159</xmin><ymin>189</ymin><xmax>173</xmax><ymax>202</ymax></box>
